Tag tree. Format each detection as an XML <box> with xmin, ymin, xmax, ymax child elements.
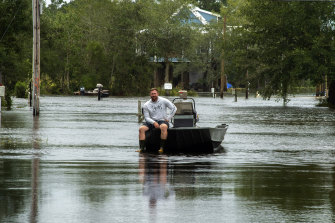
<box><xmin>194</xmin><ymin>0</ymin><xmax>226</xmax><ymax>13</ymax></box>
<box><xmin>0</xmin><ymin>0</ymin><xmax>32</xmax><ymax>108</ymax></box>
<box><xmin>240</xmin><ymin>0</ymin><xmax>335</xmax><ymax>104</ymax></box>
<box><xmin>41</xmin><ymin>0</ymin><xmax>154</xmax><ymax>95</ymax></box>
<box><xmin>215</xmin><ymin>0</ymin><xmax>251</xmax><ymax>93</ymax></box>
<box><xmin>137</xmin><ymin>0</ymin><xmax>196</xmax><ymax>85</ymax></box>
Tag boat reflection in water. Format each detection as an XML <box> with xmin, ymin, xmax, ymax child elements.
<box><xmin>138</xmin><ymin>153</ymin><xmax>219</xmax><ymax>212</ymax></box>
<box><xmin>139</xmin><ymin>154</ymin><xmax>173</xmax><ymax>210</ymax></box>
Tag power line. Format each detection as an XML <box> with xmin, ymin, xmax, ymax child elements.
<box><xmin>0</xmin><ymin>2</ymin><xmax>23</xmax><ymax>42</ymax></box>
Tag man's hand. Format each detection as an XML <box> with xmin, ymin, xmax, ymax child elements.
<box><xmin>153</xmin><ymin>122</ymin><xmax>160</xmax><ymax>128</ymax></box>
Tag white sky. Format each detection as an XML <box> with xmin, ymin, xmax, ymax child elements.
<box><xmin>45</xmin><ymin>0</ymin><xmax>71</xmax><ymax>6</ymax></box>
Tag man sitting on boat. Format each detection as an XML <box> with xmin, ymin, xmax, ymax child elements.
<box><xmin>138</xmin><ymin>88</ymin><xmax>177</xmax><ymax>153</ymax></box>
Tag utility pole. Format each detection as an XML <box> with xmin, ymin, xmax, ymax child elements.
<box><xmin>220</xmin><ymin>15</ymin><xmax>227</xmax><ymax>98</ymax></box>
<box><xmin>32</xmin><ymin>0</ymin><xmax>40</xmax><ymax>116</ymax></box>
<box><xmin>325</xmin><ymin>74</ymin><xmax>328</xmax><ymax>97</ymax></box>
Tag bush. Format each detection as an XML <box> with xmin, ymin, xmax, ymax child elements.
<box><xmin>14</xmin><ymin>81</ymin><xmax>27</xmax><ymax>98</ymax></box>
<box><xmin>1</xmin><ymin>93</ymin><xmax>12</xmax><ymax>110</ymax></box>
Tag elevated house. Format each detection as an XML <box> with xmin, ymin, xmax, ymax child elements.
<box><xmin>141</xmin><ymin>5</ymin><xmax>221</xmax><ymax>91</ymax></box>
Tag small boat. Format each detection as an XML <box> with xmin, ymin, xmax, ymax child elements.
<box><xmin>144</xmin><ymin>91</ymin><xmax>228</xmax><ymax>153</ymax></box>
<box><xmin>74</xmin><ymin>84</ymin><xmax>110</xmax><ymax>97</ymax></box>
<box><xmin>86</xmin><ymin>88</ymin><xmax>110</xmax><ymax>97</ymax></box>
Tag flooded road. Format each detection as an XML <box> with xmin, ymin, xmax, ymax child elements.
<box><xmin>1</xmin><ymin>95</ymin><xmax>335</xmax><ymax>223</ymax></box>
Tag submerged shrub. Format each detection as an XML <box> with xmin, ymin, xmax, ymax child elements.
<box><xmin>14</xmin><ymin>81</ymin><xmax>27</xmax><ymax>98</ymax></box>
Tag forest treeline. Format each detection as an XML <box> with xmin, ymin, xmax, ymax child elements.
<box><xmin>1</xmin><ymin>0</ymin><xmax>335</xmax><ymax>108</ymax></box>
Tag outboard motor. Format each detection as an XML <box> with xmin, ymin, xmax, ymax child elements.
<box><xmin>80</xmin><ymin>87</ymin><xmax>85</xmax><ymax>96</ymax></box>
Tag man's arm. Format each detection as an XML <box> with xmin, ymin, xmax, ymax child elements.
<box><xmin>143</xmin><ymin>105</ymin><xmax>155</xmax><ymax>124</ymax></box>
<box><xmin>165</xmin><ymin>100</ymin><xmax>177</xmax><ymax>121</ymax></box>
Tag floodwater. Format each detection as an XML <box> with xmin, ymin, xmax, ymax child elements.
<box><xmin>1</xmin><ymin>95</ymin><xmax>335</xmax><ymax>223</ymax></box>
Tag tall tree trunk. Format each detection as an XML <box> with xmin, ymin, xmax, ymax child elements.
<box><xmin>110</xmin><ymin>54</ymin><xmax>117</xmax><ymax>87</ymax></box>
<box><xmin>65</xmin><ymin>52</ymin><xmax>70</xmax><ymax>93</ymax></box>
<box><xmin>282</xmin><ymin>80</ymin><xmax>289</xmax><ymax>106</ymax></box>
<box><xmin>245</xmin><ymin>69</ymin><xmax>249</xmax><ymax>99</ymax></box>
<box><xmin>220</xmin><ymin>15</ymin><xmax>227</xmax><ymax>98</ymax></box>
<box><xmin>328</xmin><ymin>80</ymin><xmax>335</xmax><ymax>107</ymax></box>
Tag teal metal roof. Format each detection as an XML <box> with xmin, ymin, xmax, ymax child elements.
<box><xmin>188</xmin><ymin>6</ymin><xmax>220</xmax><ymax>25</ymax></box>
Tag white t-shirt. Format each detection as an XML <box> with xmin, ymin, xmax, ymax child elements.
<box><xmin>143</xmin><ymin>96</ymin><xmax>177</xmax><ymax>124</ymax></box>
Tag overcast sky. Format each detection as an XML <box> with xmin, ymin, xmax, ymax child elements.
<box><xmin>45</xmin><ymin>0</ymin><xmax>70</xmax><ymax>6</ymax></box>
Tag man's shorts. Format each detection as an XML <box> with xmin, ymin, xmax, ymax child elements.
<box><xmin>143</xmin><ymin>120</ymin><xmax>169</xmax><ymax>130</ymax></box>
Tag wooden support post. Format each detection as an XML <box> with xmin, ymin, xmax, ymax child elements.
<box><xmin>325</xmin><ymin>74</ymin><xmax>328</xmax><ymax>97</ymax></box>
<box><xmin>316</xmin><ymin>84</ymin><xmax>321</xmax><ymax>97</ymax></box>
<box><xmin>0</xmin><ymin>86</ymin><xmax>4</xmax><ymax>128</ymax></box>
<box><xmin>32</xmin><ymin>0</ymin><xmax>41</xmax><ymax>116</ymax></box>
<box><xmin>153</xmin><ymin>67</ymin><xmax>159</xmax><ymax>88</ymax></box>
<box><xmin>138</xmin><ymin>100</ymin><xmax>143</xmax><ymax>123</ymax></box>
<box><xmin>164</xmin><ymin>59</ymin><xmax>170</xmax><ymax>84</ymax></box>
<box><xmin>98</xmin><ymin>87</ymin><xmax>101</xmax><ymax>101</ymax></box>
<box><xmin>29</xmin><ymin>81</ymin><xmax>32</xmax><ymax>107</ymax></box>
<box><xmin>0</xmin><ymin>85</ymin><xmax>4</xmax><ymax>113</ymax></box>
<box><xmin>246</xmin><ymin>70</ymin><xmax>249</xmax><ymax>99</ymax></box>
<box><xmin>235</xmin><ymin>88</ymin><xmax>237</xmax><ymax>102</ymax></box>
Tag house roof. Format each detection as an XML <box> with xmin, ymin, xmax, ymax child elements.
<box><xmin>188</xmin><ymin>6</ymin><xmax>220</xmax><ymax>25</ymax></box>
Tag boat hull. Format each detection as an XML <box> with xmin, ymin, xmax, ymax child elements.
<box><xmin>145</xmin><ymin>124</ymin><xmax>228</xmax><ymax>153</ymax></box>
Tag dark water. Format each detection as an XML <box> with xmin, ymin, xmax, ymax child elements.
<box><xmin>1</xmin><ymin>95</ymin><xmax>335</xmax><ymax>223</ymax></box>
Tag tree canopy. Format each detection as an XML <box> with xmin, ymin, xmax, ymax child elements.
<box><xmin>217</xmin><ymin>0</ymin><xmax>335</xmax><ymax>104</ymax></box>
<box><xmin>0</xmin><ymin>0</ymin><xmax>32</xmax><ymax>107</ymax></box>
<box><xmin>1</xmin><ymin>0</ymin><xmax>335</xmax><ymax>107</ymax></box>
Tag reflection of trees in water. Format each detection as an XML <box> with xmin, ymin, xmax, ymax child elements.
<box><xmin>329</xmin><ymin>166</ymin><xmax>335</xmax><ymax>221</ymax></box>
<box><xmin>170</xmin><ymin>162</ymin><xmax>222</xmax><ymax>199</ymax></box>
<box><xmin>76</xmin><ymin>164</ymin><xmax>117</xmax><ymax>203</ymax></box>
<box><xmin>0</xmin><ymin>117</ymin><xmax>41</xmax><ymax>222</ymax></box>
<box><xmin>0</xmin><ymin>112</ymin><xmax>38</xmax><ymax>149</ymax></box>
<box><xmin>234</xmin><ymin>164</ymin><xmax>330</xmax><ymax>209</ymax></box>
<box><xmin>0</xmin><ymin>160</ymin><xmax>32</xmax><ymax>222</ymax></box>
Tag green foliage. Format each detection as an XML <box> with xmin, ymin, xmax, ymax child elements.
<box><xmin>2</xmin><ymin>0</ymin><xmax>335</xmax><ymax>108</ymax></box>
<box><xmin>194</xmin><ymin>0</ymin><xmax>226</xmax><ymax>13</ymax></box>
<box><xmin>39</xmin><ymin>0</ymin><xmax>202</xmax><ymax>95</ymax></box>
<box><xmin>223</xmin><ymin>0</ymin><xmax>335</xmax><ymax>105</ymax></box>
<box><xmin>14</xmin><ymin>81</ymin><xmax>26</xmax><ymax>98</ymax></box>
<box><xmin>41</xmin><ymin>75</ymin><xmax>61</xmax><ymax>95</ymax></box>
<box><xmin>0</xmin><ymin>0</ymin><xmax>32</xmax><ymax>108</ymax></box>
<box><xmin>3</xmin><ymin>93</ymin><xmax>12</xmax><ymax>110</ymax></box>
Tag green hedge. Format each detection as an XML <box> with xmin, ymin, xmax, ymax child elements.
<box><xmin>14</xmin><ymin>81</ymin><xmax>27</xmax><ymax>98</ymax></box>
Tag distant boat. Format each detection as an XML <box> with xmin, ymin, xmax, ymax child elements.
<box><xmin>144</xmin><ymin>91</ymin><xmax>228</xmax><ymax>153</ymax></box>
<box><xmin>74</xmin><ymin>84</ymin><xmax>109</xmax><ymax>97</ymax></box>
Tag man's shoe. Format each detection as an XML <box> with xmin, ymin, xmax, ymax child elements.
<box><xmin>158</xmin><ymin>147</ymin><xmax>164</xmax><ymax>153</ymax></box>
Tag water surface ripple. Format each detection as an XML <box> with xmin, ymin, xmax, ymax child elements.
<box><xmin>1</xmin><ymin>96</ymin><xmax>335</xmax><ymax>223</ymax></box>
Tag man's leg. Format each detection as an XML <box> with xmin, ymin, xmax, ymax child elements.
<box><xmin>137</xmin><ymin>125</ymin><xmax>149</xmax><ymax>152</ymax></box>
<box><xmin>159</xmin><ymin>123</ymin><xmax>168</xmax><ymax>140</ymax></box>
<box><xmin>159</xmin><ymin>123</ymin><xmax>168</xmax><ymax>153</ymax></box>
